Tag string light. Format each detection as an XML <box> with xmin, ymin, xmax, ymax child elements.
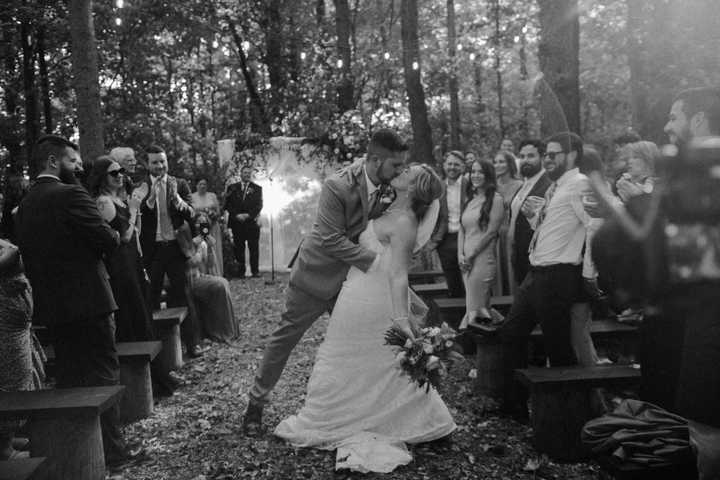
<box><xmin>336</xmin><ymin>59</ymin><xmax>343</xmax><ymax>68</ymax></box>
<box><xmin>212</xmin><ymin>40</ymin><xmax>219</xmax><ymax>49</ymax></box>
<box><xmin>457</xmin><ymin>44</ymin><xmax>463</xmax><ymax>51</ymax></box>
<box><xmin>383</xmin><ymin>52</ymin><xmax>390</xmax><ymax>60</ymax></box>
<box><xmin>469</xmin><ymin>53</ymin><xmax>476</xmax><ymax>61</ymax></box>
<box><xmin>241</xmin><ymin>40</ymin><xmax>250</xmax><ymax>52</ymax></box>
<box><xmin>300</xmin><ymin>52</ymin><xmax>306</xmax><ymax>60</ymax></box>
<box><xmin>412</xmin><ymin>61</ymin><xmax>419</xmax><ymax>70</ymax></box>
<box><xmin>116</xmin><ymin>0</ymin><xmax>123</xmax><ymax>8</ymax></box>
<box><xmin>115</xmin><ymin>17</ymin><xmax>122</xmax><ymax>26</ymax></box>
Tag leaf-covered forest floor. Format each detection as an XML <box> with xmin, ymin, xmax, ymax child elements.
<box><xmin>117</xmin><ymin>274</ymin><xmax>601</xmax><ymax>480</ymax></box>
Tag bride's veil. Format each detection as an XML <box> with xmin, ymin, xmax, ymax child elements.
<box><xmin>408</xmin><ymin>198</ymin><xmax>440</xmax><ymax>326</ymax></box>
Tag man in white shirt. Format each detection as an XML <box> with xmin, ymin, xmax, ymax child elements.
<box><xmin>425</xmin><ymin>151</ymin><xmax>468</xmax><ymax>297</ymax></box>
<box><xmin>498</xmin><ymin>132</ymin><xmax>590</xmax><ymax>417</ymax></box>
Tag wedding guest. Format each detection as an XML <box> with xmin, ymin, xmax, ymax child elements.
<box><xmin>426</xmin><ymin>151</ymin><xmax>469</xmax><ymax>298</ymax></box>
<box><xmin>186</xmin><ymin>213</ymin><xmax>237</xmax><ymax>343</ymax></box>
<box><xmin>138</xmin><ymin>145</ymin><xmax>201</xmax><ymax>358</ymax></box>
<box><xmin>0</xmin><ymin>175</ymin><xmax>28</xmax><ymax>242</ymax></box>
<box><xmin>224</xmin><ymin>165</ymin><xmax>263</xmax><ymax>278</ymax></box>
<box><xmin>458</xmin><ymin>159</ymin><xmax>505</xmax><ymax>330</ymax></box>
<box><xmin>0</xmin><ymin>239</ymin><xmax>34</xmax><ymax>460</ymax></box>
<box><xmin>614</xmin><ymin>141</ymin><xmax>659</xmax><ymax>203</ymax></box>
<box><xmin>15</xmin><ymin>135</ymin><xmax>136</xmax><ymax>467</ymax></box>
<box><xmin>464</xmin><ymin>151</ymin><xmax>478</xmax><ymax>174</ymax></box>
<box><xmin>191</xmin><ymin>177</ymin><xmax>223</xmax><ymax>276</ymax></box>
<box><xmin>500</xmin><ymin>137</ymin><xmax>515</xmax><ymax>154</ymax></box>
<box><xmin>494</xmin><ymin>150</ymin><xmax>523</xmax><ymax>296</ymax></box>
<box><xmin>90</xmin><ymin>157</ymin><xmax>153</xmax><ymax>343</ymax></box>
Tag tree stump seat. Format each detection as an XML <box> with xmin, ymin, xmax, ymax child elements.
<box><xmin>152</xmin><ymin>307</ymin><xmax>188</xmax><ymax>373</ymax></box>
<box><xmin>0</xmin><ymin>386</ymin><xmax>124</xmax><ymax>480</ymax></box>
<box><xmin>44</xmin><ymin>341</ymin><xmax>163</xmax><ymax>423</ymax></box>
<box><xmin>515</xmin><ymin>365</ymin><xmax>641</xmax><ymax>462</ymax></box>
<box><xmin>0</xmin><ymin>458</ymin><xmax>47</xmax><ymax>480</ymax></box>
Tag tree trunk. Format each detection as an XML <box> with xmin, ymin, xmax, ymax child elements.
<box><xmin>20</xmin><ymin>20</ymin><xmax>40</xmax><ymax>174</ymax></box>
<box><xmin>1</xmin><ymin>19</ymin><xmax>24</xmax><ymax>172</ymax></box>
<box><xmin>334</xmin><ymin>0</ymin><xmax>354</xmax><ymax>112</ymax></box>
<box><xmin>401</xmin><ymin>0</ymin><xmax>433</xmax><ymax>164</ymax></box>
<box><xmin>227</xmin><ymin>18</ymin><xmax>270</xmax><ymax>135</ymax></box>
<box><xmin>316</xmin><ymin>0</ymin><xmax>325</xmax><ymax>25</ymax></box>
<box><xmin>519</xmin><ymin>25</ymin><xmax>529</xmax><ymax>137</ymax></box>
<box><xmin>68</xmin><ymin>0</ymin><xmax>104</xmax><ymax>167</ymax></box>
<box><xmin>493</xmin><ymin>0</ymin><xmax>505</xmax><ymax>137</ymax></box>
<box><xmin>446</xmin><ymin>0</ymin><xmax>460</xmax><ymax>150</ymax></box>
<box><xmin>36</xmin><ymin>25</ymin><xmax>52</xmax><ymax>133</ymax></box>
<box><xmin>474</xmin><ymin>56</ymin><xmax>484</xmax><ymax>114</ymax></box>
<box><xmin>626</xmin><ymin>0</ymin><xmax>648</xmax><ymax>137</ymax></box>
<box><xmin>537</xmin><ymin>0</ymin><xmax>580</xmax><ymax>137</ymax></box>
<box><xmin>262</xmin><ymin>0</ymin><xmax>285</xmax><ymax>118</ymax></box>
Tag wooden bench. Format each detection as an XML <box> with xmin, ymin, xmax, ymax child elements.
<box><xmin>0</xmin><ymin>458</ymin><xmax>47</xmax><ymax>480</ymax></box>
<box><xmin>408</xmin><ymin>270</ymin><xmax>445</xmax><ymax>284</ymax></box>
<box><xmin>0</xmin><ymin>386</ymin><xmax>124</xmax><ymax>480</ymax></box>
<box><xmin>431</xmin><ymin>296</ymin><xmax>514</xmax><ymax>328</ymax></box>
<box><xmin>153</xmin><ymin>307</ymin><xmax>188</xmax><ymax>373</ymax></box>
<box><xmin>410</xmin><ymin>282</ymin><xmax>449</xmax><ymax>298</ymax></box>
<box><xmin>516</xmin><ymin>365</ymin><xmax>641</xmax><ymax>461</ymax></box>
<box><xmin>44</xmin><ymin>341</ymin><xmax>163</xmax><ymax>424</ymax></box>
<box><xmin>530</xmin><ymin>320</ymin><xmax>638</xmax><ymax>339</ymax></box>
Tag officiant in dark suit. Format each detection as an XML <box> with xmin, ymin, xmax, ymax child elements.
<box><xmin>137</xmin><ymin>145</ymin><xmax>201</xmax><ymax>357</ymax></box>
<box><xmin>15</xmin><ymin>135</ymin><xmax>135</xmax><ymax>466</ymax></box>
<box><xmin>225</xmin><ymin>165</ymin><xmax>263</xmax><ymax>278</ymax></box>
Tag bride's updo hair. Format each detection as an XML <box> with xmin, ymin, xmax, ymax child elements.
<box><xmin>408</xmin><ymin>164</ymin><xmax>443</xmax><ymax>220</ymax></box>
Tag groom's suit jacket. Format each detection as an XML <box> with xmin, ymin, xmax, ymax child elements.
<box><xmin>289</xmin><ymin>161</ymin><xmax>376</xmax><ymax>300</ymax></box>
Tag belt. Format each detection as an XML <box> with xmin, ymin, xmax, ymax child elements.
<box><xmin>529</xmin><ymin>263</ymin><xmax>580</xmax><ymax>273</ymax></box>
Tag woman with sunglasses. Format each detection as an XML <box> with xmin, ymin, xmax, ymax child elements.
<box><xmin>89</xmin><ymin>156</ymin><xmax>155</xmax><ymax>347</ymax></box>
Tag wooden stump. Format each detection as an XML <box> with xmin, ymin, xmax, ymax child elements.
<box><xmin>474</xmin><ymin>336</ymin><xmax>504</xmax><ymax>399</ymax></box>
<box><xmin>530</xmin><ymin>387</ymin><xmax>592</xmax><ymax>461</ymax></box>
<box><xmin>117</xmin><ymin>341</ymin><xmax>162</xmax><ymax>424</ymax></box>
<box><xmin>153</xmin><ymin>308</ymin><xmax>187</xmax><ymax>373</ymax></box>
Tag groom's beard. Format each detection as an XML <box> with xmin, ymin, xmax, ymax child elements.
<box><xmin>59</xmin><ymin>164</ymin><xmax>81</xmax><ymax>185</ymax></box>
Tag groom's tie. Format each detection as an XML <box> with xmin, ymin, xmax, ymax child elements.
<box><xmin>368</xmin><ymin>184</ymin><xmax>395</xmax><ymax>220</ymax></box>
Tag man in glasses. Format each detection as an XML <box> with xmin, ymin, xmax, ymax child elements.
<box><xmin>497</xmin><ymin>131</ymin><xmax>592</xmax><ymax>419</ymax></box>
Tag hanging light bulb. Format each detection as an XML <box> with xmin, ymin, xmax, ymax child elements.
<box><xmin>300</xmin><ymin>52</ymin><xmax>307</xmax><ymax>60</ymax></box>
<box><xmin>383</xmin><ymin>52</ymin><xmax>390</xmax><ymax>60</ymax></box>
<box><xmin>115</xmin><ymin>17</ymin><xmax>122</xmax><ymax>26</ymax></box>
<box><xmin>412</xmin><ymin>61</ymin><xmax>419</xmax><ymax>70</ymax></box>
<box><xmin>336</xmin><ymin>59</ymin><xmax>343</xmax><ymax>68</ymax></box>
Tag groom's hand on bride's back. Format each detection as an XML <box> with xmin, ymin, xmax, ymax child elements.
<box><xmin>365</xmin><ymin>253</ymin><xmax>381</xmax><ymax>273</ymax></box>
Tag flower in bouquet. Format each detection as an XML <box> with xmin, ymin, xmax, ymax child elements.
<box><xmin>384</xmin><ymin>322</ymin><xmax>466</xmax><ymax>392</ymax></box>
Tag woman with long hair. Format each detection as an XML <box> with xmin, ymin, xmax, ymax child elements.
<box><xmin>458</xmin><ymin>159</ymin><xmax>505</xmax><ymax>331</ymax></box>
<box><xmin>190</xmin><ymin>177</ymin><xmax>223</xmax><ymax>276</ymax></box>
<box><xmin>493</xmin><ymin>150</ymin><xmax>523</xmax><ymax>296</ymax></box>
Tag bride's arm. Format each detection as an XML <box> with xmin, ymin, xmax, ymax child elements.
<box><xmin>389</xmin><ymin>214</ymin><xmax>417</xmax><ymax>337</ymax></box>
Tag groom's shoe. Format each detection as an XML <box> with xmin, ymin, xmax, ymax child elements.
<box><xmin>242</xmin><ymin>403</ymin><xmax>263</xmax><ymax>437</ymax></box>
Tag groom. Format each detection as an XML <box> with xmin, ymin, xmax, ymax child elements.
<box><xmin>243</xmin><ymin>129</ymin><xmax>409</xmax><ymax>434</ymax></box>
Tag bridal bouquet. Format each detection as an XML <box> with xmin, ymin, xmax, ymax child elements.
<box><xmin>384</xmin><ymin>322</ymin><xmax>466</xmax><ymax>392</ymax></box>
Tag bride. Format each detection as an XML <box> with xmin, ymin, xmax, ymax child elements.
<box><xmin>275</xmin><ymin>164</ymin><xmax>456</xmax><ymax>473</ymax></box>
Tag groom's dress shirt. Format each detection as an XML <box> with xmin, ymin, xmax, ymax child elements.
<box><xmin>445</xmin><ymin>178</ymin><xmax>462</xmax><ymax>234</ymax></box>
<box><xmin>364</xmin><ymin>166</ymin><xmax>379</xmax><ymax>200</ymax></box>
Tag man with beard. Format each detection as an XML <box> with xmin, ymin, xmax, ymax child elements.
<box><xmin>497</xmin><ymin>132</ymin><xmax>591</xmax><ymax>419</ymax></box>
<box><xmin>507</xmin><ymin>139</ymin><xmax>553</xmax><ymax>288</ymax></box>
<box><xmin>16</xmin><ymin>135</ymin><xmax>139</xmax><ymax>467</ymax></box>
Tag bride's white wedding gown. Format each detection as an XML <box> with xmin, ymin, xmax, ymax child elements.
<box><xmin>275</xmin><ymin>220</ymin><xmax>456</xmax><ymax>473</ymax></box>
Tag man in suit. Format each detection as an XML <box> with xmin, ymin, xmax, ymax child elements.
<box><xmin>16</xmin><ymin>135</ymin><xmax>135</xmax><ymax>466</ymax></box>
<box><xmin>425</xmin><ymin>151</ymin><xmax>468</xmax><ymax>297</ymax></box>
<box><xmin>507</xmin><ymin>139</ymin><xmax>553</xmax><ymax>288</ymax></box>
<box><xmin>224</xmin><ymin>165</ymin><xmax>263</xmax><ymax>278</ymax></box>
<box><xmin>242</xmin><ymin>129</ymin><xmax>408</xmax><ymax>434</ymax></box>
<box><xmin>137</xmin><ymin>145</ymin><xmax>201</xmax><ymax>357</ymax></box>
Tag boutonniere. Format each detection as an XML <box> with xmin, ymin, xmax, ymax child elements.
<box><xmin>379</xmin><ymin>185</ymin><xmax>396</xmax><ymax>205</ymax></box>
<box><xmin>246</xmin><ymin>187</ymin><xmax>254</xmax><ymax>195</ymax></box>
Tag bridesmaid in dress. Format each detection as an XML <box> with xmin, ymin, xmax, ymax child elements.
<box><xmin>90</xmin><ymin>157</ymin><xmax>154</xmax><ymax>343</ymax></box>
<box><xmin>191</xmin><ymin>177</ymin><xmax>223</xmax><ymax>276</ymax></box>
<box><xmin>493</xmin><ymin>150</ymin><xmax>522</xmax><ymax>296</ymax></box>
<box><xmin>458</xmin><ymin>159</ymin><xmax>505</xmax><ymax>331</ymax></box>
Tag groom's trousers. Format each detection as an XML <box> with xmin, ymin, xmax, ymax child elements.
<box><xmin>249</xmin><ymin>285</ymin><xmax>336</xmax><ymax>406</ymax></box>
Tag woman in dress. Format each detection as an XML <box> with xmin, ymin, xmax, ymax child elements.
<box><xmin>186</xmin><ymin>213</ymin><xmax>237</xmax><ymax>342</ymax></box>
<box><xmin>458</xmin><ymin>159</ymin><xmax>505</xmax><ymax>331</ymax></box>
<box><xmin>0</xmin><ymin>239</ymin><xmax>36</xmax><ymax>459</ymax></box>
<box><xmin>275</xmin><ymin>165</ymin><xmax>455</xmax><ymax>473</ymax></box>
<box><xmin>493</xmin><ymin>150</ymin><xmax>523</xmax><ymax>296</ymax></box>
<box><xmin>190</xmin><ymin>177</ymin><xmax>223</xmax><ymax>276</ymax></box>
<box><xmin>90</xmin><ymin>157</ymin><xmax>154</xmax><ymax>343</ymax></box>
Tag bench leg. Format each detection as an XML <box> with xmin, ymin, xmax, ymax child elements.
<box><xmin>156</xmin><ymin>324</ymin><xmax>183</xmax><ymax>373</ymax></box>
<box><xmin>28</xmin><ymin>414</ymin><xmax>104</xmax><ymax>480</ymax></box>
<box><xmin>119</xmin><ymin>359</ymin><xmax>153</xmax><ymax>424</ymax></box>
<box><xmin>530</xmin><ymin>388</ymin><xmax>592</xmax><ymax>462</ymax></box>
<box><xmin>474</xmin><ymin>340</ymin><xmax>504</xmax><ymax>399</ymax></box>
